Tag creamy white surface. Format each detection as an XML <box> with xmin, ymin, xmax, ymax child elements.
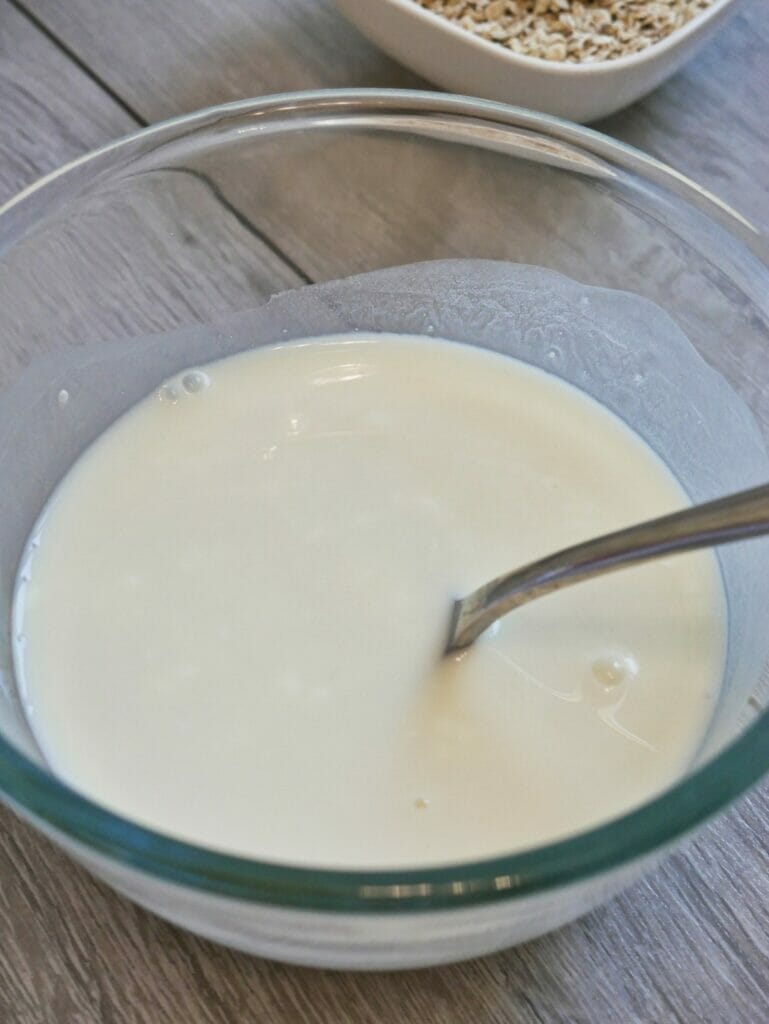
<box><xmin>16</xmin><ymin>334</ymin><xmax>725</xmax><ymax>868</ymax></box>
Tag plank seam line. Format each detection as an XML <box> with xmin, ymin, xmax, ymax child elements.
<box><xmin>7</xmin><ymin>0</ymin><xmax>314</xmax><ymax>284</ymax></box>
<box><xmin>8</xmin><ymin>0</ymin><xmax>147</xmax><ymax>124</ymax></box>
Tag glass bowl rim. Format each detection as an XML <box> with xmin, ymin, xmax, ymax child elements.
<box><xmin>1</xmin><ymin>87</ymin><xmax>768</xmax><ymax>914</ymax></box>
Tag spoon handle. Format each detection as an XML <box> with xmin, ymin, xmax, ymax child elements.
<box><xmin>448</xmin><ymin>482</ymin><xmax>769</xmax><ymax>651</ymax></box>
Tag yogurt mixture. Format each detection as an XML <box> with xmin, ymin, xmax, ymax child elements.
<box><xmin>15</xmin><ymin>334</ymin><xmax>725</xmax><ymax>867</ymax></box>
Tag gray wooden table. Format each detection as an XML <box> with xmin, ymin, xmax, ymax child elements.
<box><xmin>1</xmin><ymin>2</ymin><xmax>768</xmax><ymax>1021</ymax></box>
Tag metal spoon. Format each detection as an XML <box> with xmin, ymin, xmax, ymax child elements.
<box><xmin>447</xmin><ymin>482</ymin><xmax>769</xmax><ymax>652</ymax></box>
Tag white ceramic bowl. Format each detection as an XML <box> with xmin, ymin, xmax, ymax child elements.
<box><xmin>335</xmin><ymin>0</ymin><xmax>742</xmax><ymax>122</ymax></box>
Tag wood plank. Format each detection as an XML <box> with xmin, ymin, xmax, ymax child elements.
<box><xmin>0</xmin><ymin>2</ymin><xmax>135</xmax><ymax>204</ymax></box>
<box><xmin>15</xmin><ymin>0</ymin><xmax>422</xmax><ymax>122</ymax></box>
<box><xmin>600</xmin><ymin>1</ymin><xmax>769</xmax><ymax>230</ymax></box>
<box><xmin>0</xmin><ymin>2</ymin><xmax>305</xmax><ymax>366</ymax></box>
<box><xmin>0</xmin><ymin>163</ymin><xmax>305</xmax><ymax>370</ymax></box>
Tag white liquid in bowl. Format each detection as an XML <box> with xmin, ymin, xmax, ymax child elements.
<box><xmin>15</xmin><ymin>334</ymin><xmax>725</xmax><ymax>868</ymax></box>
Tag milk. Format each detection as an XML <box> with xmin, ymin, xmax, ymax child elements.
<box><xmin>15</xmin><ymin>334</ymin><xmax>725</xmax><ymax>868</ymax></box>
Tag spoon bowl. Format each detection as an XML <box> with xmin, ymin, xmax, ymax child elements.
<box><xmin>448</xmin><ymin>483</ymin><xmax>769</xmax><ymax>650</ymax></box>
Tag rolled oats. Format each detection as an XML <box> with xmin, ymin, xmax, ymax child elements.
<box><xmin>414</xmin><ymin>0</ymin><xmax>715</xmax><ymax>62</ymax></box>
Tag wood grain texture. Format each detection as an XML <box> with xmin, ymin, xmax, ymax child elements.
<box><xmin>599</xmin><ymin>0</ymin><xmax>769</xmax><ymax>230</ymax></box>
<box><xmin>0</xmin><ymin>1</ymin><xmax>306</xmax><ymax>363</ymax></box>
<box><xmin>14</xmin><ymin>0</ymin><xmax>422</xmax><ymax>122</ymax></box>
<box><xmin>0</xmin><ymin>2</ymin><xmax>135</xmax><ymax>204</ymax></box>
<box><xmin>1</xmin><ymin>1</ymin><xmax>768</xmax><ymax>1022</ymax></box>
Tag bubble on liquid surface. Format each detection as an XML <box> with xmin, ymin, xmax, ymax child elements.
<box><xmin>592</xmin><ymin>654</ymin><xmax>639</xmax><ymax>689</ymax></box>
<box><xmin>57</xmin><ymin>389</ymin><xmax>70</xmax><ymax>407</ymax></box>
<box><xmin>182</xmin><ymin>370</ymin><xmax>210</xmax><ymax>394</ymax></box>
<box><xmin>158</xmin><ymin>383</ymin><xmax>179</xmax><ymax>404</ymax></box>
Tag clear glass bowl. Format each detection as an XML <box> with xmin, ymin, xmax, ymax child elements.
<box><xmin>1</xmin><ymin>89</ymin><xmax>769</xmax><ymax>970</ymax></box>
